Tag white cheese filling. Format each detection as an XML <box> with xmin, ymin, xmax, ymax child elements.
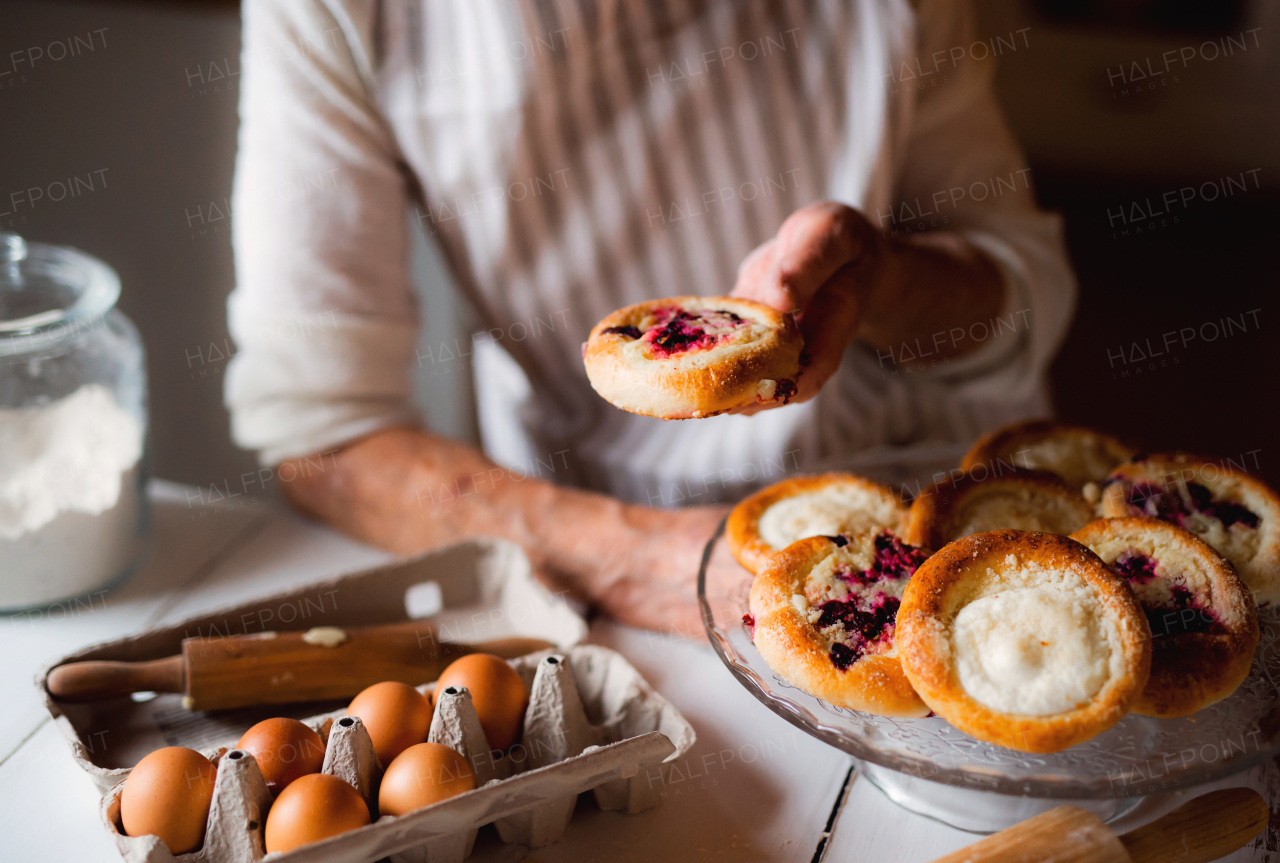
<box><xmin>952</xmin><ymin>584</ymin><xmax>1111</xmax><ymax>716</ymax></box>
<box><xmin>758</xmin><ymin>485</ymin><xmax>899</xmax><ymax>550</ymax></box>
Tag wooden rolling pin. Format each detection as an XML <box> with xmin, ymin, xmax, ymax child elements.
<box><xmin>46</xmin><ymin>620</ymin><xmax>554</xmax><ymax>711</ymax></box>
<box><xmin>929</xmin><ymin>786</ymin><xmax>1266</xmax><ymax>863</ymax></box>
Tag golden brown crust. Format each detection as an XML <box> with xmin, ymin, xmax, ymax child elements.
<box><xmin>748</xmin><ymin>535</ymin><xmax>929</xmax><ymax>717</ymax></box>
<box><xmin>896</xmin><ymin>530</ymin><xmax>1151</xmax><ymax>753</ymax></box>
<box><xmin>1100</xmin><ymin>452</ymin><xmax>1280</xmax><ymax>606</ymax></box>
<box><xmin>962</xmin><ymin>420</ymin><xmax>1136</xmax><ymax>493</ymax></box>
<box><xmin>1071</xmin><ymin>517</ymin><xmax>1259</xmax><ymax>717</ymax></box>
<box><xmin>906</xmin><ymin>468</ymin><xmax>1094</xmax><ymax>551</ymax></box>
<box><xmin>583</xmin><ymin>296</ymin><xmax>803</xmax><ymax>419</ymax></box>
<box><xmin>726</xmin><ymin>473</ymin><xmax>909</xmax><ymax>574</ymax></box>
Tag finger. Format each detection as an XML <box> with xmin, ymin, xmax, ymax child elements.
<box><xmin>728</xmin><ymin>262</ymin><xmax>862</xmax><ymax>415</ymax></box>
<box><xmin>729</xmin><ymin>238</ymin><xmax>778</xmax><ymax>303</ymax></box>
<box><xmin>772</xmin><ymin>202</ymin><xmax>873</xmax><ymax>312</ymax></box>
<box><xmin>788</xmin><ymin>263</ymin><xmax>863</xmax><ymax>404</ymax></box>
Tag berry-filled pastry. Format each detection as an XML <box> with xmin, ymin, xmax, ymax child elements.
<box><xmin>1072</xmin><ymin>517</ymin><xmax>1258</xmax><ymax>718</ymax></box>
<box><xmin>748</xmin><ymin>530</ymin><xmax>932</xmax><ymax>717</ymax></box>
<box><xmin>583</xmin><ymin>296</ymin><xmax>803</xmax><ymax>419</ymax></box>
<box><xmin>727</xmin><ymin>474</ymin><xmax>910</xmax><ymax>574</ymax></box>
<box><xmin>962</xmin><ymin>420</ymin><xmax>1135</xmax><ymax>502</ymax></box>
<box><xmin>896</xmin><ymin>531</ymin><xmax>1151</xmax><ymax>753</ymax></box>
<box><xmin>1100</xmin><ymin>453</ymin><xmax>1280</xmax><ymax>606</ymax></box>
<box><xmin>906</xmin><ymin>468</ymin><xmax>1094</xmax><ymax>551</ymax></box>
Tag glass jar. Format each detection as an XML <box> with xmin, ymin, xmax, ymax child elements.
<box><xmin>0</xmin><ymin>232</ymin><xmax>149</xmax><ymax>609</ymax></box>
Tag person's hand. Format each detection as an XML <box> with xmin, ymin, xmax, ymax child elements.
<box><xmin>730</xmin><ymin>201</ymin><xmax>890</xmax><ymax>413</ymax></box>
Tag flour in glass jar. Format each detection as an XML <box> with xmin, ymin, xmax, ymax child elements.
<box><xmin>0</xmin><ymin>384</ymin><xmax>144</xmax><ymax>606</ymax></box>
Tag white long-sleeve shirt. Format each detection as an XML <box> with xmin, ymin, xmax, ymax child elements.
<box><xmin>226</xmin><ymin>0</ymin><xmax>1076</xmax><ymax>506</ymax></box>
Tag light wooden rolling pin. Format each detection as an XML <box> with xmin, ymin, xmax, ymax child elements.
<box><xmin>45</xmin><ymin>620</ymin><xmax>554</xmax><ymax>711</ymax></box>
<box><xmin>929</xmin><ymin>787</ymin><xmax>1266</xmax><ymax>863</ymax></box>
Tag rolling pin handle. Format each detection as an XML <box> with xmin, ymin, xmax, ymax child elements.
<box><xmin>45</xmin><ymin>656</ymin><xmax>185</xmax><ymax>702</ymax></box>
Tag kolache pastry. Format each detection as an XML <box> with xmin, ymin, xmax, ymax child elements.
<box><xmin>896</xmin><ymin>530</ymin><xmax>1151</xmax><ymax>753</ymax></box>
<box><xmin>962</xmin><ymin>420</ymin><xmax>1135</xmax><ymax>502</ymax></box>
<box><xmin>748</xmin><ymin>529</ymin><xmax>932</xmax><ymax>717</ymax></box>
<box><xmin>1072</xmin><ymin>517</ymin><xmax>1258</xmax><ymax>718</ymax></box>
<box><xmin>1100</xmin><ymin>453</ymin><xmax>1280</xmax><ymax>606</ymax></box>
<box><xmin>583</xmin><ymin>296</ymin><xmax>803</xmax><ymax>419</ymax></box>
<box><xmin>906</xmin><ymin>467</ymin><xmax>1094</xmax><ymax>551</ymax></box>
<box><xmin>727</xmin><ymin>473</ymin><xmax>910</xmax><ymax>574</ymax></box>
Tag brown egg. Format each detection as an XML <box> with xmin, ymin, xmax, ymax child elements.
<box><xmin>264</xmin><ymin>772</ymin><xmax>370</xmax><ymax>853</ymax></box>
<box><xmin>436</xmin><ymin>654</ymin><xmax>529</xmax><ymax>751</ymax></box>
<box><xmin>236</xmin><ymin>718</ymin><xmax>325</xmax><ymax>795</ymax></box>
<box><xmin>378</xmin><ymin>743</ymin><xmax>476</xmax><ymax>816</ymax></box>
<box><xmin>120</xmin><ymin>747</ymin><xmax>217</xmax><ymax>854</ymax></box>
<box><xmin>346</xmin><ymin>681</ymin><xmax>433</xmax><ymax>765</ymax></box>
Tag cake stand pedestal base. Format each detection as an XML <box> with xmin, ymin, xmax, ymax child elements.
<box><xmin>858</xmin><ymin>761</ymin><xmax>1145</xmax><ymax>834</ymax></box>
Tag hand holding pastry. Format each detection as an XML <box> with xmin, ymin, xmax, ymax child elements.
<box><xmin>728</xmin><ymin>202</ymin><xmax>885</xmax><ymax>412</ymax></box>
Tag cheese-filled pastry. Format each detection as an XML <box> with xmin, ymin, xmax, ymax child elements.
<box><xmin>962</xmin><ymin>419</ymin><xmax>1134</xmax><ymax>502</ymax></box>
<box><xmin>896</xmin><ymin>530</ymin><xmax>1150</xmax><ymax>753</ymax></box>
<box><xmin>907</xmin><ymin>468</ymin><xmax>1094</xmax><ymax>551</ymax></box>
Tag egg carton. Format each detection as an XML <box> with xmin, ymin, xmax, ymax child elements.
<box><xmin>36</xmin><ymin>539</ymin><xmax>695</xmax><ymax>861</ymax></box>
<box><xmin>99</xmin><ymin>645</ymin><xmax>694</xmax><ymax>862</ymax></box>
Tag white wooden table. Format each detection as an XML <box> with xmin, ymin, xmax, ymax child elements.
<box><xmin>2</xmin><ymin>482</ymin><xmax>1276</xmax><ymax>862</ymax></box>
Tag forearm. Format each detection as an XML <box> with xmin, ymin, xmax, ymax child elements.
<box><xmin>858</xmin><ymin>231</ymin><xmax>1005</xmax><ymax>362</ymax></box>
<box><xmin>280</xmin><ymin>426</ymin><xmax>724</xmax><ymax>631</ymax></box>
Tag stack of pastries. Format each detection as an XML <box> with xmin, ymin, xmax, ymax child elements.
<box><xmin>731</xmin><ymin>420</ymin><xmax>1276</xmax><ymax>753</ymax></box>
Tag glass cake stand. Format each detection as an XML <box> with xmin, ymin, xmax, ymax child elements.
<box><xmin>697</xmin><ymin>494</ymin><xmax>1280</xmax><ymax>832</ymax></box>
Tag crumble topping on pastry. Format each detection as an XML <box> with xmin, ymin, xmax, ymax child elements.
<box><xmin>757</xmin><ymin>484</ymin><xmax>905</xmax><ymax>552</ymax></box>
<box><xmin>791</xmin><ymin>532</ymin><xmax>929</xmax><ymax>671</ymax></box>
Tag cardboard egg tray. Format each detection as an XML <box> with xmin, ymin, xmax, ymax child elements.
<box><xmin>35</xmin><ymin>539</ymin><xmax>696</xmax><ymax>862</ymax></box>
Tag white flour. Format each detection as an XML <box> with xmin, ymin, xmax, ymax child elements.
<box><xmin>0</xmin><ymin>385</ymin><xmax>144</xmax><ymax>606</ymax></box>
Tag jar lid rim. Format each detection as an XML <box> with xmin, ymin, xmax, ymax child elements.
<box><xmin>0</xmin><ymin>233</ymin><xmax>121</xmax><ymax>336</ymax></box>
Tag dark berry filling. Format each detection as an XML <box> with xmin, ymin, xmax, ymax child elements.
<box><xmin>742</xmin><ymin>613</ymin><xmax>756</xmax><ymax>640</ymax></box>
<box><xmin>825</xmin><ymin>534</ymin><xmax>850</xmax><ymax>547</ymax></box>
<box><xmin>603</xmin><ymin>325</ymin><xmax>642</xmax><ymax>339</ymax></box>
<box><xmin>1112</xmin><ymin>550</ymin><xmax>1223</xmax><ymax>638</ymax></box>
<box><xmin>1113</xmin><ymin>550</ymin><xmax>1159</xmax><ymax>585</ymax></box>
<box><xmin>834</xmin><ymin>532</ymin><xmax>930</xmax><ymax>588</ymax></box>
<box><xmin>774</xmin><ymin>378</ymin><xmax>798</xmax><ymax>404</ymax></box>
<box><xmin>641</xmin><ymin>307</ymin><xmax>747</xmax><ymax>358</ymax></box>
<box><xmin>817</xmin><ymin>593</ymin><xmax>899</xmax><ymax>670</ymax></box>
<box><xmin>1126</xmin><ymin>480</ymin><xmax>1259</xmax><ymax>531</ymax></box>
<box><xmin>816</xmin><ymin>532</ymin><xmax>927</xmax><ymax>670</ymax></box>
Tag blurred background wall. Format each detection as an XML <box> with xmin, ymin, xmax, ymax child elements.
<box><xmin>2</xmin><ymin>0</ymin><xmax>1276</xmax><ymax>488</ymax></box>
